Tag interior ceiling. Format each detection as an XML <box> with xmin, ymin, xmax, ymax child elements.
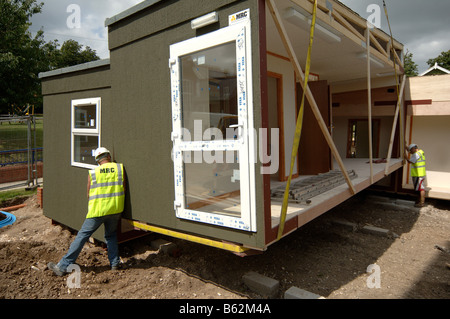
<box><xmin>265</xmin><ymin>0</ymin><xmax>396</xmax><ymax>84</ymax></box>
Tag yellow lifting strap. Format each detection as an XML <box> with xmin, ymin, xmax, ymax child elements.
<box><xmin>383</xmin><ymin>0</ymin><xmax>405</xmax><ymax>156</ymax></box>
<box><xmin>277</xmin><ymin>0</ymin><xmax>318</xmax><ymax>240</ymax></box>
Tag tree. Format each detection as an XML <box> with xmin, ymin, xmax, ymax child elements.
<box><xmin>51</xmin><ymin>39</ymin><xmax>99</xmax><ymax>70</ymax></box>
<box><xmin>0</xmin><ymin>0</ymin><xmax>45</xmax><ymax>114</ymax></box>
<box><xmin>403</xmin><ymin>50</ymin><xmax>418</xmax><ymax>77</ymax></box>
<box><xmin>0</xmin><ymin>0</ymin><xmax>100</xmax><ymax>114</ymax></box>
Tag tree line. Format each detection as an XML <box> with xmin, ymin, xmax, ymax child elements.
<box><xmin>0</xmin><ymin>0</ymin><xmax>99</xmax><ymax>115</ymax></box>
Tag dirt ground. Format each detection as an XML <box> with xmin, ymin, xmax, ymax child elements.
<box><xmin>0</xmin><ymin>191</ymin><xmax>449</xmax><ymax>300</ymax></box>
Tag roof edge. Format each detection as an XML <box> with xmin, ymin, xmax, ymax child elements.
<box><xmin>38</xmin><ymin>58</ymin><xmax>110</xmax><ymax>79</ymax></box>
<box><xmin>104</xmin><ymin>0</ymin><xmax>162</xmax><ymax>27</ymax></box>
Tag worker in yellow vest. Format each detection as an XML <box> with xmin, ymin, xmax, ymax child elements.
<box><xmin>406</xmin><ymin>143</ymin><xmax>426</xmax><ymax>207</ymax></box>
<box><xmin>48</xmin><ymin>147</ymin><xmax>126</xmax><ymax>276</ymax></box>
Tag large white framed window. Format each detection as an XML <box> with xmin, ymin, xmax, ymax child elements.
<box><xmin>169</xmin><ymin>18</ymin><xmax>256</xmax><ymax>232</ymax></box>
<box><xmin>71</xmin><ymin>97</ymin><xmax>101</xmax><ymax>169</ymax></box>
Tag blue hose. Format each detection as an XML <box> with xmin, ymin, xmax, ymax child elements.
<box><xmin>0</xmin><ymin>211</ymin><xmax>16</xmax><ymax>228</ymax></box>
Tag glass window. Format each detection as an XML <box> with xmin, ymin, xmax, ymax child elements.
<box><xmin>73</xmin><ymin>135</ymin><xmax>98</xmax><ymax>166</ymax></box>
<box><xmin>71</xmin><ymin>98</ymin><xmax>101</xmax><ymax>169</ymax></box>
<box><xmin>184</xmin><ymin>151</ymin><xmax>241</xmax><ymax>218</ymax></box>
<box><xmin>180</xmin><ymin>42</ymin><xmax>238</xmax><ymax>141</ymax></box>
<box><xmin>74</xmin><ymin>104</ymin><xmax>97</xmax><ymax>129</ymax></box>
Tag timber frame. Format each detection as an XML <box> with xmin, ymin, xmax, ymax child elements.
<box><xmin>263</xmin><ymin>0</ymin><xmax>405</xmax><ymax>241</ymax></box>
<box><xmin>268</xmin><ymin>0</ymin><xmax>404</xmax><ymax>185</ymax></box>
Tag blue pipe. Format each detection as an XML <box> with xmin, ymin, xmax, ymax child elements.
<box><xmin>0</xmin><ymin>211</ymin><xmax>16</xmax><ymax>228</ymax></box>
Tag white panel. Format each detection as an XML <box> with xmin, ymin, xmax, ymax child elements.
<box><xmin>169</xmin><ymin>19</ymin><xmax>256</xmax><ymax>232</ymax></box>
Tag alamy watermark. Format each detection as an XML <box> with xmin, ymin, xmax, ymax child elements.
<box><xmin>66</xmin><ymin>4</ymin><xmax>81</xmax><ymax>29</ymax></box>
<box><xmin>66</xmin><ymin>264</ymin><xmax>81</xmax><ymax>289</ymax></box>
<box><xmin>366</xmin><ymin>4</ymin><xmax>381</xmax><ymax>29</ymax></box>
<box><xmin>171</xmin><ymin>120</ymin><xmax>280</xmax><ymax>175</ymax></box>
<box><xmin>366</xmin><ymin>264</ymin><xmax>381</xmax><ymax>289</ymax></box>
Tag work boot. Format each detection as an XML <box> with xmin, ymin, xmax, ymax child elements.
<box><xmin>111</xmin><ymin>263</ymin><xmax>125</xmax><ymax>271</ymax></box>
<box><xmin>414</xmin><ymin>202</ymin><xmax>425</xmax><ymax>208</ymax></box>
<box><xmin>47</xmin><ymin>262</ymin><xmax>67</xmax><ymax>276</ymax></box>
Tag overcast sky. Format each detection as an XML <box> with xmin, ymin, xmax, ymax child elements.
<box><xmin>29</xmin><ymin>0</ymin><xmax>450</xmax><ymax>73</ymax></box>
<box><xmin>29</xmin><ymin>0</ymin><xmax>142</xmax><ymax>58</ymax></box>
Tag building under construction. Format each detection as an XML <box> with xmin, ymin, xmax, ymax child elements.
<box><xmin>40</xmin><ymin>0</ymin><xmax>422</xmax><ymax>254</ymax></box>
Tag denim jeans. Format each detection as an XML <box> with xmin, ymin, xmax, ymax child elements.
<box><xmin>57</xmin><ymin>213</ymin><xmax>121</xmax><ymax>272</ymax></box>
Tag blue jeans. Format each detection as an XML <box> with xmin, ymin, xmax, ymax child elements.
<box><xmin>57</xmin><ymin>213</ymin><xmax>121</xmax><ymax>272</ymax></box>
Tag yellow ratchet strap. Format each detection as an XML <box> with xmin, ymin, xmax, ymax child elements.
<box><xmin>277</xmin><ymin>0</ymin><xmax>318</xmax><ymax>240</ymax></box>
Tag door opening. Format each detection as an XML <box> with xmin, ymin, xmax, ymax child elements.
<box><xmin>170</xmin><ymin>20</ymin><xmax>256</xmax><ymax>231</ymax></box>
<box><xmin>267</xmin><ymin>72</ymin><xmax>285</xmax><ymax>182</ymax></box>
<box><xmin>347</xmin><ymin>119</ymin><xmax>381</xmax><ymax>158</ymax></box>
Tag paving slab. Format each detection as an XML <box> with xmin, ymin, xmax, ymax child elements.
<box><xmin>242</xmin><ymin>271</ymin><xmax>279</xmax><ymax>298</ymax></box>
<box><xmin>284</xmin><ymin>286</ymin><xmax>325</xmax><ymax>299</ymax></box>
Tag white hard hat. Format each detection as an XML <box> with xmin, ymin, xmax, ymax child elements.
<box><xmin>408</xmin><ymin>144</ymin><xmax>418</xmax><ymax>151</ymax></box>
<box><xmin>94</xmin><ymin>147</ymin><xmax>110</xmax><ymax>161</ymax></box>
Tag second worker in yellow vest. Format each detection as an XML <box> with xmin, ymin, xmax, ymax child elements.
<box><xmin>406</xmin><ymin>143</ymin><xmax>426</xmax><ymax>208</ymax></box>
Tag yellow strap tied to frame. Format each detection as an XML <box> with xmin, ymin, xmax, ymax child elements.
<box><xmin>277</xmin><ymin>0</ymin><xmax>318</xmax><ymax>240</ymax></box>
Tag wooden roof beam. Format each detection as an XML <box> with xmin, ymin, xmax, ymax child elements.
<box><xmin>292</xmin><ymin>0</ymin><xmax>403</xmax><ymax>73</ymax></box>
<box><xmin>267</xmin><ymin>0</ymin><xmax>356</xmax><ymax>195</ymax></box>
<box><xmin>307</xmin><ymin>0</ymin><xmax>403</xmax><ymax>51</ymax></box>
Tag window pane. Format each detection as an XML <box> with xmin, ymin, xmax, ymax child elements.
<box><xmin>180</xmin><ymin>41</ymin><xmax>238</xmax><ymax>141</ymax></box>
<box><xmin>74</xmin><ymin>104</ymin><xmax>97</xmax><ymax>129</ymax></box>
<box><xmin>73</xmin><ymin>135</ymin><xmax>98</xmax><ymax>165</ymax></box>
<box><xmin>184</xmin><ymin>151</ymin><xmax>241</xmax><ymax>217</ymax></box>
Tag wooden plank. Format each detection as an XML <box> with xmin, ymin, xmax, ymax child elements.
<box><xmin>293</xmin><ymin>0</ymin><xmax>364</xmax><ymax>46</ymax></box>
<box><xmin>332</xmin><ymin>9</ymin><xmax>365</xmax><ymax>42</ymax></box>
<box><xmin>369</xmin><ymin>31</ymin><xmax>389</xmax><ymax>59</ymax></box>
<box><xmin>308</xmin><ymin>0</ymin><xmax>367</xmax><ymax>29</ymax></box>
<box><xmin>366</xmin><ymin>28</ymin><xmax>373</xmax><ymax>184</ymax></box>
<box><xmin>384</xmin><ymin>74</ymin><xmax>406</xmax><ymax>175</ymax></box>
<box><xmin>293</xmin><ymin>0</ymin><xmax>401</xmax><ymax>73</ymax></box>
<box><xmin>316</xmin><ymin>0</ymin><xmax>403</xmax><ymax>50</ymax></box>
<box><xmin>267</xmin><ymin>0</ymin><xmax>356</xmax><ymax>195</ymax></box>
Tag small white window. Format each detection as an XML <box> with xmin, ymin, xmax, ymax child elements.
<box><xmin>71</xmin><ymin>97</ymin><xmax>101</xmax><ymax>169</ymax></box>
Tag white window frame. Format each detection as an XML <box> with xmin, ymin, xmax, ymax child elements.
<box><xmin>169</xmin><ymin>19</ymin><xmax>256</xmax><ymax>232</ymax></box>
<box><xmin>70</xmin><ymin>97</ymin><xmax>101</xmax><ymax>169</ymax></box>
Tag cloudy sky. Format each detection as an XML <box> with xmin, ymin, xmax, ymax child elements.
<box><xmin>29</xmin><ymin>0</ymin><xmax>450</xmax><ymax>73</ymax></box>
<box><xmin>340</xmin><ymin>0</ymin><xmax>450</xmax><ymax>73</ymax></box>
<box><xmin>29</xmin><ymin>0</ymin><xmax>142</xmax><ymax>58</ymax></box>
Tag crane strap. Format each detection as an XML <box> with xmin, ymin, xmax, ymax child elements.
<box><xmin>277</xmin><ymin>0</ymin><xmax>318</xmax><ymax>240</ymax></box>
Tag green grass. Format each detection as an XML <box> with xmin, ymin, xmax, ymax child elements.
<box><xmin>0</xmin><ymin>188</ymin><xmax>37</xmax><ymax>206</ymax></box>
<box><xmin>0</xmin><ymin>119</ymin><xmax>43</xmax><ymax>151</ymax></box>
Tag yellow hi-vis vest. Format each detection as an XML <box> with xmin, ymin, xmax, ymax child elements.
<box><xmin>411</xmin><ymin>149</ymin><xmax>426</xmax><ymax>177</ymax></box>
<box><xmin>87</xmin><ymin>162</ymin><xmax>125</xmax><ymax>218</ymax></box>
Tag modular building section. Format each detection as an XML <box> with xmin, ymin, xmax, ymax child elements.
<box><xmin>404</xmin><ymin>74</ymin><xmax>450</xmax><ymax>200</ymax></box>
<box><xmin>40</xmin><ymin>0</ymin><xmax>405</xmax><ymax>252</ymax></box>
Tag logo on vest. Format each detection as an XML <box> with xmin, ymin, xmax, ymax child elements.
<box><xmin>100</xmin><ymin>167</ymin><xmax>115</xmax><ymax>174</ymax></box>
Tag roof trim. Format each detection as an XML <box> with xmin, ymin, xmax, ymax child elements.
<box><xmin>104</xmin><ymin>0</ymin><xmax>162</xmax><ymax>27</ymax></box>
<box><xmin>419</xmin><ymin>62</ymin><xmax>450</xmax><ymax>76</ymax></box>
<box><xmin>38</xmin><ymin>59</ymin><xmax>110</xmax><ymax>79</ymax></box>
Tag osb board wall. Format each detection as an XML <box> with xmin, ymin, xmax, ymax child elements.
<box><xmin>406</xmin><ymin>74</ymin><xmax>450</xmax><ymax>116</ymax></box>
<box><xmin>406</xmin><ymin>74</ymin><xmax>450</xmax><ymax>102</ymax></box>
<box><xmin>332</xmin><ymin>85</ymin><xmax>399</xmax><ymax>117</ymax></box>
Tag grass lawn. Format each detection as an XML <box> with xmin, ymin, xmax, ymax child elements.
<box><xmin>0</xmin><ymin>119</ymin><xmax>43</xmax><ymax>151</ymax></box>
<box><xmin>0</xmin><ymin>188</ymin><xmax>37</xmax><ymax>207</ymax></box>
